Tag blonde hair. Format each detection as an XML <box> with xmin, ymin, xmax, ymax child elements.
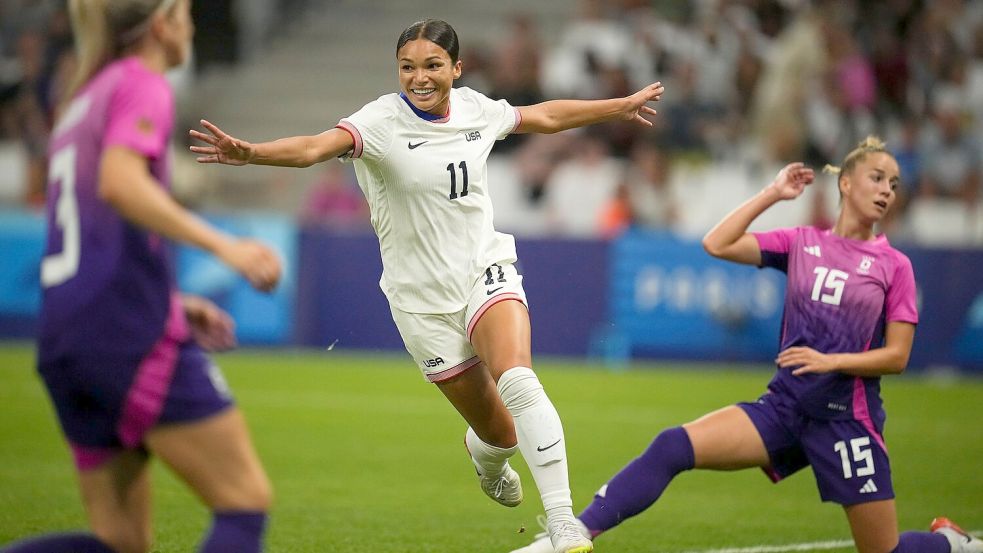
<box><xmin>64</xmin><ymin>0</ymin><xmax>178</xmax><ymax>101</ymax></box>
<box><xmin>822</xmin><ymin>135</ymin><xmax>890</xmax><ymax>178</ymax></box>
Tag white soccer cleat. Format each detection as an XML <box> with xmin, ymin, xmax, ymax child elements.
<box><xmin>476</xmin><ymin>463</ymin><xmax>523</xmax><ymax>507</ymax></box>
<box><xmin>931</xmin><ymin>517</ymin><xmax>983</xmax><ymax>553</ymax></box>
<box><xmin>510</xmin><ymin>514</ymin><xmax>592</xmax><ymax>553</ymax></box>
<box><xmin>547</xmin><ymin>513</ymin><xmax>593</xmax><ymax>553</ymax></box>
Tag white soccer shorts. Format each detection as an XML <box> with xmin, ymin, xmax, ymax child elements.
<box><xmin>390</xmin><ymin>262</ymin><xmax>528</xmax><ymax>383</ymax></box>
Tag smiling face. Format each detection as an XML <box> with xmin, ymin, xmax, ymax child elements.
<box><xmin>839</xmin><ymin>152</ymin><xmax>901</xmax><ymax>225</ymax></box>
<box><xmin>396</xmin><ymin>38</ymin><xmax>461</xmax><ymax>116</ymax></box>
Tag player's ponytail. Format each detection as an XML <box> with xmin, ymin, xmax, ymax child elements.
<box><xmin>65</xmin><ymin>0</ymin><xmax>113</xmax><ymax>103</ymax></box>
<box><xmin>63</xmin><ymin>0</ymin><xmax>177</xmax><ymax>104</ymax></box>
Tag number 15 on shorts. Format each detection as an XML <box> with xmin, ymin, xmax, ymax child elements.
<box><xmin>834</xmin><ymin>437</ymin><xmax>875</xmax><ymax>479</ymax></box>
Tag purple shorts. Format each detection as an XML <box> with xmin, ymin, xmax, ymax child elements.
<box><xmin>738</xmin><ymin>391</ymin><xmax>894</xmax><ymax>505</ymax></box>
<box><xmin>38</xmin><ymin>334</ymin><xmax>233</xmax><ymax>471</ymax></box>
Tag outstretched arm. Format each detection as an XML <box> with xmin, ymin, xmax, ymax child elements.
<box><xmin>190</xmin><ymin>119</ymin><xmax>354</xmax><ymax>168</ymax></box>
<box><xmin>99</xmin><ymin>146</ymin><xmax>282</xmax><ymax>292</ymax></box>
<box><xmin>702</xmin><ymin>162</ymin><xmax>815</xmax><ymax>265</ymax></box>
<box><xmin>515</xmin><ymin>82</ymin><xmax>664</xmax><ymax>134</ymax></box>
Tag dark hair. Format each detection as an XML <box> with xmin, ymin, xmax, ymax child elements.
<box><xmin>396</xmin><ymin>19</ymin><xmax>460</xmax><ymax>62</ymax></box>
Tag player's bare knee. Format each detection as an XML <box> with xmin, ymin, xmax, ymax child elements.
<box><xmin>250</xmin><ymin>474</ymin><xmax>274</xmax><ymax>511</ymax></box>
<box><xmin>216</xmin><ymin>473</ymin><xmax>273</xmax><ymax>512</ymax></box>
<box><xmin>488</xmin><ymin>359</ymin><xmax>532</xmax><ymax>382</ymax></box>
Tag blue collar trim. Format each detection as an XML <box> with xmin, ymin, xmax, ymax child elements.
<box><xmin>399</xmin><ymin>92</ymin><xmax>448</xmax><ymax>122</ymax></box>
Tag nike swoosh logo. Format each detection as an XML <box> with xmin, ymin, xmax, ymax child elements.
<box><xmin>536</xmin><ymin>438</ymin><xmax>561</xmax><ymax>452</ymax></box>
<box><xmin>407</xmin><ymin>140</ymin><xmax>428</xmax><ymax>149</ymax></box>
<box><xmin>486</xmin><ymin>287</ymin><xmax>503</xmax><ymax>296</ymax></box>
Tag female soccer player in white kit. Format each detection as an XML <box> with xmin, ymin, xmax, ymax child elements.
<box><xmin>190</xmin><ymin>18</ymin><xmax>663</xmax><ymax>553</ymax></box>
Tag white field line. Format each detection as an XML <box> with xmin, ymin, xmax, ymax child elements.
<box><xmin>679</xmin><ymin>540</ymin><xmax>853</xmax><ymax>553</ymax></box>
<box><xmin>680</xmin><ymin>531</ymin><xmax>982</xmax><ymax>553</ymax></box>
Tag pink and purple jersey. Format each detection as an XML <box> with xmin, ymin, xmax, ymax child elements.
<box><xmin>753</xmin><ymin>226</ymin><xmax>918</xmax><ymax>424</ymax></box>
<box><xmin>39</xmin><ymin>57</ymin><xmax>179</xmax><ymax>366</ymax></box>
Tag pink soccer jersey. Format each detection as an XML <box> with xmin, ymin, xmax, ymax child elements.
<box><xmin>752</xmin><ymin>226</ymin><xmax>918</xmax><ymax>423</ymax></box>
<box><xmin>39</xmin><ymin>56</ymin><xmax>178</xmax><ymax>365</ymax></box>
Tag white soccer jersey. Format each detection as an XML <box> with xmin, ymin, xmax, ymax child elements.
<box><xmin>336</xmin><ymin>87</ymin><xmax>522</xmax><ymax>313</ymax></box>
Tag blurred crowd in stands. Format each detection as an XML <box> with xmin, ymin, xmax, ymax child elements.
<box><xmin>2</xmin><ymin>0</ymin><xmax>982</xmax><ymax>245</ymax></box>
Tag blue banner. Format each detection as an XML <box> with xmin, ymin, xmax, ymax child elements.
<box><xmin>176</xmin><ymin>212</ymin><xmax>297</xmax><ymax>345</ymax></box>
<box><xmin>954</xmin><ymin>293</ymin><xmax>983</xmax><ymax>365</ymax></box>
<box><xmin>293</xmin><ymin>230</ymin><xmax>401</xmax><ymax>352</ymax></box>
<box><xmin>2</xmin><ymin>208</ymin><xmax>981</xmax><ymax>371</ymax></box>
<box><xmin>903</xmin><ymin>248</ymin><xmax>983</xmax><ymax>369</ymax></box>
<box><xmin>0</xmin><ymin>209</ymin><xmax>44</xmax><ymax>337</ymax></box>
<box><xmin>0</xmin><ymin>209</ymin><xmax>296</xmax><ymax>345</ymax></box>
<box><xmin>291</xmin><ymin>232</ymin><xmax>610</xmax><ymax>357</ymax></box>
<box><xmin>610</xmin><ymin>229</ymin><xmax>786</xmax><ymax>361</ymax></box>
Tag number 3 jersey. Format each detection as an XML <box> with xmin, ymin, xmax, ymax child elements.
<box><xmin>753</xmin><ymin>226</ymin><xmax>918</xmax><ymax>424</ymax></box>
<box><xmin>39</xmin><ymin>57</ymin><xmax>176</xmax><ymax>365</ymax></box>
<box><xmin>336</xmin><ymin>87</ymin><xmax>521</xmax><ymax>314</ymax></box>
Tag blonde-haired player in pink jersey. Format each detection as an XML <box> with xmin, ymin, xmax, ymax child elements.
<box><xmin>512</xmin><ymin>137</ymin><xmax>981</xmax><ymax>553</ymax></box>
<box><xmin>2</xmin><ymin>1</ymin><xmax>281</xmax><ymax>552</ymax></box>
<box><xmin>190</xmin><ymin>18</ymin><xmax>664</xmax><ymax>553</ymax></box>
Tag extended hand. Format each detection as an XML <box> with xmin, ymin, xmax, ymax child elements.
<box><xmin>182</xmin><ymin>294</ymin><xmax>237</xmax><ymax>351</ymax></box>
<box><xmin>778</xmin><ymin>346</ymin><xmax>840</xmax><ymax>376</ymax></box>
<box><xmin>622</xmin><ymin>81</ymin><xmax>665</xmax><ymax>126</ymax></box>
<box><xmin>190</xmin><ymin>119</ymin><xmax>254</xmax><ymax>165</ymax></box>
<box><xmin>765</xmin><ymin>162</ymin><xmax>815</xmax><ymax>200</ymax></box>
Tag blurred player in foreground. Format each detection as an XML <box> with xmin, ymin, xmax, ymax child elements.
<box><xmin>190</xmin><ymin>18</ymin><xmax>663</xmax><ymax>553</ymax></box>
<box><xmin>2</xmin><ymin>1</ymin><xmax>281</xmax><ymax>552</ymax></box>
<box><xmin>512</xmin><ymin>137</ymin><xmax>982</xmax><ymax>553</ymax></box>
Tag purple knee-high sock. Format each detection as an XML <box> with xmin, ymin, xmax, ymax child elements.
<box><xmin>0</xmin><ymin>533</ymin><xmax>116</xmax><ymax>552</ymax></box>
<box><xmin>579</xmin><ymin>426</ymin><xmax>694</xmax><ymax>537</ymax></box>
<box><xmin>892</xmin><ymin>531</ymin><xmax>951</xmax><ymax>553</ymax></box>
<box><xmin>198</xmin><ymin>511</ymin><xmax>267</xmax><ymax>553</ymax></box>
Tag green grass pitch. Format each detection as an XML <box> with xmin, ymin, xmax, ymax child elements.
<box><xmin>1</xmin><ymin>343</ymin><xmax>980</xmax><ymax>552</ymax></box>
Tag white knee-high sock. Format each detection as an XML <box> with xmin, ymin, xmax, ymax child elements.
<box><xmin>465</xmin><ymin>426</ymin><xmax>518</xmax><ymax>476</ymax></box>
<box><xmin>498</xmin><ymin>366</ymin><xmax>573</xmax><ymax>512</ymax></box>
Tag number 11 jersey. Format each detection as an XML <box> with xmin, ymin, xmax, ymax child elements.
<box><xmin>336</xmin><ymin>87</ymin><xmax>521</xmax><ymax>314</ymax></box>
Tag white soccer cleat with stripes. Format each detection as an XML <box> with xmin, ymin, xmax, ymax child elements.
<box><xmin>476</xmin><ymin>463</ymin><xmax>523</xmax><ymax>507</ymax></box>
<box><xmin>931</xmin><ymin>517</ymin><xmax>983</xmax><ymax>553</ymax></box>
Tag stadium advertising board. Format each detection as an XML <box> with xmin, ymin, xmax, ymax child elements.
<box><xmin>609</xmin><ymin>229</ymin><xmax>786</xmax><ymax>362</ymax></box>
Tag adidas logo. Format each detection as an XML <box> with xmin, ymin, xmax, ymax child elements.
<box><xmin>859</xmin><ymin>479</ymin><xmax>878</xmax><ymax>494</ymax></box>
<box><xmin>803</xmin><ymin>245</ymin><xmax>822</xmax><ymax>257</ymax></box>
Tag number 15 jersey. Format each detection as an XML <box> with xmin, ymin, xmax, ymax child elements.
<box><xmin>753</xmin><ymin>226</ymin><xmax>918</xmax><ymax>424</ymax></box>
<box><xmin>336</xmin><ymin>87</ymin><xmax>521</xmax><ymax>314</ymax></box>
